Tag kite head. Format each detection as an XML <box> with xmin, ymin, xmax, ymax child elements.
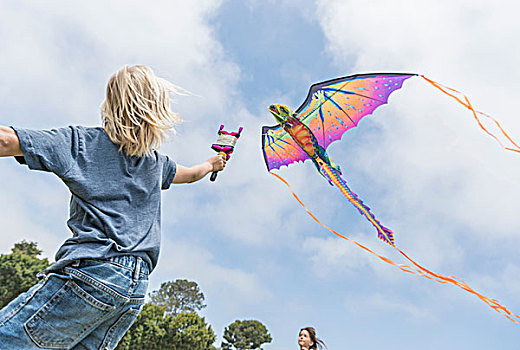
<box><xmin>268</xmin><ymin>104</ymin><xmax>294</xmax><ymax>126</ymax></box>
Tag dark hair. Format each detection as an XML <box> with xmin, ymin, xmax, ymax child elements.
<box><xmin>300</xmin><ymin>327</ymin><xmax>327</xmax><ymax>350</ymax></box>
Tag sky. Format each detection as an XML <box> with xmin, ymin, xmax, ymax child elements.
<box><xmin>1</xmin><ymin>0</ymin><xmax>520</xmax><ymax>348</ymax></box>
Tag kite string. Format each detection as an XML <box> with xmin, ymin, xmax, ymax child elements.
<box><xmin>270</xmin><ymin>171</ymin><xmax>520</xmax><ymax>324</ymax></box>
<box><xmin>420</xmin><ymin>75</ymin><xmax>520</xmax><ymax>153</ymax></box>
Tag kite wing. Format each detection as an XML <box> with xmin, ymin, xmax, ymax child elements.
<box><xmin>295</xmin><ymin>73</ymin><xmax>416</xmax><ymax>149</ymax></box>
<box><xmin>262</xmin><ymin>124</ymin><xmax>310</xmax><ymax>171</ymax></box>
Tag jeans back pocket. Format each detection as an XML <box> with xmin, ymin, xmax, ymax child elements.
<box><xmin>24</xmin><ymin>280</ymin><xmax>115</xmax><ymax>349</ymax></box>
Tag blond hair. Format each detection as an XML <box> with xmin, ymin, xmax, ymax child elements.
<box><xmin>101</xmin><ymin>65</ymin><xmax>183</xmax><ymax>157</ymax></box>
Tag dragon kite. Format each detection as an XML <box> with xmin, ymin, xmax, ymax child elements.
<box><xmin>261</xmin><ymin>72</ymin><xmax>520</xmax><ymax>324</ymax></box>
<box><xmin>262</xmin><ymin>73</ymin><xmax>411</xmax><ymax>246</ymax></box>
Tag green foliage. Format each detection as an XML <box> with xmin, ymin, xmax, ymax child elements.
<box><xmin>117</xmin><ymin>305</ymin><xmax>216</xmax><ymax>350</ymax></box>
<box><xmin>116</xmin><ymin>303</ymin><xmax>167</xmax><ymax>350</ymax></box>
<box><xmin>118</xmin><ymin>280</ymin><xmax>214</xmax><ymax>349</ymax></box>
<box><xmin>221</xmin><ymin>320</ymin><xmax>272</xmax><ymax>350</ymax></box>
<box><xmin>149</xmin><ymin>279</ymin><xmax>207</xmax><ymax>316</ymax></box>
<box><xmin>163</xmin><ymin>312</ymin><xmax>216</xmax><ymax>350</ymax></box>
<box><xmin>0</xmin><ymin>241</ymin><xmax>50</xmax><ymax>308</ymax></box>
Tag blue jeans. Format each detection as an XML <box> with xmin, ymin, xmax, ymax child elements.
<box><xmin>0</xmin><ymin>255</ymin><xmax>148</xmax><ymax>350</ymax></box>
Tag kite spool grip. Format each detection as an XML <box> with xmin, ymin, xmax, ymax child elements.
<box><xmin>210</xmin><ymin>125</ymin><xmax>243</xmax><ymax>182</ymax></box>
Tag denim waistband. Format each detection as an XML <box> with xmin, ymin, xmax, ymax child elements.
<box><xmin>106</xmin><ymin>255</ymin><xmax>150</xmax><ymax>277</ymax></box>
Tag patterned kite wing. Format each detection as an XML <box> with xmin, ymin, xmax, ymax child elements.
<box><xmin>262</xmin><ymin>124</ymin><xmax>310</xmax><ymax>171</ymax></box>
<box><xmin>295</xmin><ymin>73</ymin><xmax>417</xmax><ymax>149</ymax></box>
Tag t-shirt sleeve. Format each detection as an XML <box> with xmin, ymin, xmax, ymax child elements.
<box><xmin>12</xmin><ymin>126</ymin><xmax>80</xmax><ymax>177</ymax></box>
<box><xmin>160</xmin><ymin>154</ymin><xmax>176</xmax><ymax>190</ymax></box>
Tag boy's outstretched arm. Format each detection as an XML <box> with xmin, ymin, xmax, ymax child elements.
<box><xmin>173</xmin><ymin>154</ymin><xmax>226</xmax><ymax>184</ymax></box>
<box><xmin>0</xmin><ymin>126</ymin><xmax>22</xmax><ymax>157</ymax></box>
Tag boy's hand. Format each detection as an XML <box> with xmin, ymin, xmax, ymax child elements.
<box><xmin>207</xmin><ymin>154</ymin><xmax>226</xmax><ymax>172</ymax></box>
<box><xmin>173</xmin><ymin>154</ymin><xmax>227</xmax><ymax>184</ymax></box>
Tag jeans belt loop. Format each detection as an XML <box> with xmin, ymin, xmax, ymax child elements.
<box><xmin>133</xmin><ymin>257</ymin><xmax>142</xmax><ymax>281</ymax></box>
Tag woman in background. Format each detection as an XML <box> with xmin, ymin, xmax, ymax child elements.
<box><xmin>298</xmin><ymin>327</ymin><xmax>327</xmax><ymax>350</ymax></box>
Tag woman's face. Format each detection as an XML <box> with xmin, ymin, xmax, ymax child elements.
<box><xmin>298</xmin><ymin>330</ymin><xmax>313</xmax><ymax>349</ymax></box>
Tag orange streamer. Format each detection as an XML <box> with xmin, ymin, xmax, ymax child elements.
<box><xmin>271</xmin><ymin>171</ymin><xmax>520</xmax><ymax>324</ymax></box>
<box><xmin>421</xmin><ymin>75</ymin><xmax>520</xmax><ymax>153</ymax></box>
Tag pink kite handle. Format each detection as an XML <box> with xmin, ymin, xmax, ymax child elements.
<box><xmin>210</xmin><ymin>125</ymin><xmax>243</xmax><ymax>182</ymax></box>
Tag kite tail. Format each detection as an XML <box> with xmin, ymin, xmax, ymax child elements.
<box><xmin>271</xmin><ymin>171</ymin><xmax>520</xmax><ymax>325</ymax></box>
<box><xmin>421</xmin><ymin>75</ymin><xmax>520</xmax><ymax>154</ymax></box>
<box><xmin>319</xmin><ymin>162</ymin><xmax>395</xmax><ymax>247</ymax></box>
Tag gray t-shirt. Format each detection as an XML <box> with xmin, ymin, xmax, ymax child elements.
<box><xmin>12</xmin><ymin>126</ymin><xmax>176</xmax><ymax>273</ymax></box>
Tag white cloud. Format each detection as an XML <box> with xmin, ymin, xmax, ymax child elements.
<box><xmin>345</xmin><ymin>292</ymin><xmax>431</xmax><ymax>319</ymax></box>
<box><xmin>301</xmin><ymin>233</ymin><xmax>454</xmax><ymax>285</ymax></box>
<box><xmin>151</xmin><ymin>238</ymin><xmax>273</xmax><ymax>311</ymax></box>
<box><xmin>0</xmin><ymin>0</ymin><xmax>238</xmax><ymax>126</ymax></box>
<box><xmin>303</xmin><ymin>236</ymin><xmax>375</xmax><ymax>276</ymax></box>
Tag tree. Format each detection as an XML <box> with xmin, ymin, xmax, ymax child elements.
<box><xmin>116</xmin><ymin>303</ymin><xmax>167</xmax><ymax>350</ymax></box>
<box><xmin>118</xmin><ymin>280</ymin><xmax>215</xmax><ymax>349</ymax></box>
<box><xmin>221</xmin><ymin>320</ymin><xmax>272</xmax><ymax>350</ymax></box>
<box><xmin>116</xmin><ymin>305</ymin><xmax>216</xmax><ymax>350</ymax></box>
<box><xmin>149</xmin><ymin>279</ymin><xmax>207</xmax><ymax>316</ymax></box>
<box><xmin>0</xmin><ymin>241</ymin><xmax>50</xmax><ymax>308</ymax></box>
<box><xmin>163</xmin><ymin>312</ymin><xmax>216</xmax><ymax>350</ymax></box>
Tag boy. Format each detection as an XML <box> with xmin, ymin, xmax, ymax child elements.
<box><xmin>0</xmin><ymin>65</ymin><xmax>226</xmax><ymax>349</ymax></box>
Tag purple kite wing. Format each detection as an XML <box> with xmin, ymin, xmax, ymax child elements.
<box><xmin>295</xmin><ymin>73</ymin><xmax>417</xmax><ymax>149</ymax></box>
<box><xmin>262</xmin><ymin>125</ymin><xmax>310</xmax><ymax>171</ymax></box>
